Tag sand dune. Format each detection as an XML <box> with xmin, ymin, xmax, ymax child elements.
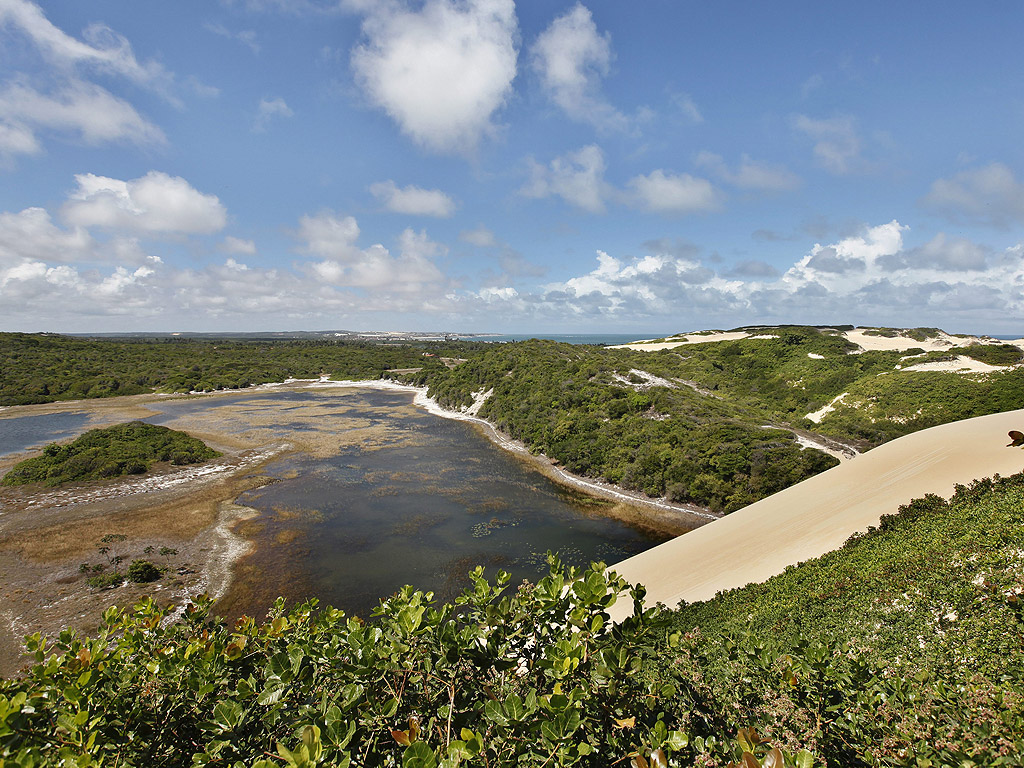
<box><xmin>609</xmin><ymin>408</ymin><xmax>1024</xmax><ymax>618</ymax></box>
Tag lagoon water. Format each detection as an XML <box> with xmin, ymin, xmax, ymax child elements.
<box><xmin>141</xmin><ymin>388</ymin><xmax>666</xmax><ymax>617</ymax></box>
<box><xmin>0</xmin><ymin>411</ymin><xmax>93</xmax><ymax>458</ymax></box>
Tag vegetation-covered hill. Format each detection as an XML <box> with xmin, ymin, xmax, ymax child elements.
<box><xmin>0</xmin><ymin>333</ymin><xmax>476</xmax><ymax>405</ymax></box>
<box><xmin>418</xmin><ymin>338</ymin><xmax>838</xmax><ymax>513</ymax></box>
<box><xmin>1</xmin><ymin>421</ymin><xmax>220</xmax><ymax>486</ymax></box>
<box><xmin>2</xmin><ymin>473</ymin><xmax>1022</xmax><ymax>766</ymax></box>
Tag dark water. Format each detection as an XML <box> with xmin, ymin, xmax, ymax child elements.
<box><xmin>142</xmin><ymin>388</ymin><xmax>667</xmax><ymax>617</ymax></box>
<box><xmin>0</xmin><ymin>411</ymin><xmax>93</xmax><ymax>457</ymax></box>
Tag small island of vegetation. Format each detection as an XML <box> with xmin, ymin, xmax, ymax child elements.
<box><xmin>1</xmin><ymin>421</ymin><xmax>220</xmax><ymax>487</ymax></box>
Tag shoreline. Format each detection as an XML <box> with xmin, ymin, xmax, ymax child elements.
<box><xmin>304</xmin><ymin>377</ymin><xmax>719</xmax><ymax>530</ymax></box>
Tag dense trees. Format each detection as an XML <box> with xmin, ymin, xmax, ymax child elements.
<box><xmin>1</xmin><ymin>422</ymin><xmax>220</xmax><ymax>486</ymax></box>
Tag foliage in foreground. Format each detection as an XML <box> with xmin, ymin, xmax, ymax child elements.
<box><xmin>6</xmin><ymin>462</ymin><xmax>1024</xmax><ymax>767</ymax></box>
<box><xmin>667</xmin><ymin>472</ymin><xmax>1024</xmax><ymax>766</ymax></box>
<box><xmin>0</xmin><ymin>560</ymin><xmax>813</xmax><ymax>768</ymax></box>
<box><xmin>1</xmin><ymin>421</ymin><xmax>220</xmax><ymax>487</ymax></box>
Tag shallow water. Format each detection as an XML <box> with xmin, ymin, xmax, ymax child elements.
<box><xmin>0</xmin><ymin>411</ymin><xmax>93</xmax><ymax>457</ymax></box>
<box><xmin>9</xmin><ymin>388</ymin><xmax>668</xmax><ymax>617</ymax></box>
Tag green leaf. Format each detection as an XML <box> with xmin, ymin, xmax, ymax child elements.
<box><xmin>402</xmin><ymin>741</ymin><xmax>438</xmax><ymax>768</ymax></box>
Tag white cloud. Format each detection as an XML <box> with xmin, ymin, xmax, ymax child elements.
<box><xmin>253</xmin><ymin>97</ymin><xmax>294</xmax><ymax>132</ymax></box>
<box><xmin>300</xmin><ymin>216</ymin><xmax>446</xmax><ymax>293</ymax></box>
<box><xmin>696</xmin><ymin>151</ymin><xmax>800</xmax><ymax>191</ymax></box>
<box><xmin>0</xmin><ymin>0</ymin><xmax>175</xmax><ymax>94</ymax></box>
<box><xmin>626</xmin><ymin>169</ymin><xmax>720</xmax><ymax>215</ymax></box>
<box><xmin>0</xmin><ymin>79</ymin><xmax>166</xmax><ymax>156</ymax></box>
<box><xmin>220</xmin><ymin>236</ymin><xmax>257</xmax><ymax>255</ymax></box>
<box><xmin>370</xmin><ymin>180</ymin><xmax>456</xmax><ymax>217</ymax></box>
<box><xmin>62</xmin><ymin>171</ymin><xmax>227</xmax><ymax>235</ymax></box>
<box><xmin>459</xmin><ymin>224</ymin><xmax>497</xmax><ymax>247</ymax></box>
<box><xmin>530</xmin><ymin>3</ymin><xmax>628</xmax><ymax>131</ymax></box>
<box><xmin>0</xmin><ymin>207</ymin><xmax>93</xmax><ymax>266</ymax></box>
<box><xmin>784</xmin><ymin>220</ymin><xmax>906</xmax><ymax>291</ymax></box>
<box><xmin>350</xmin><ymin>0</ymin><xmax>518</xmax><ymax>154</ymax></box>
<box><xmin>923</xmin><ymin>163</ymin><xmax>1024</xmax><ymax>228</ymax></box>
<box><xmin>296</xmin><ymin>210</ymin><xmax>361</xmax><ymax>258</ymax></box>
<box><xmin>522</xmin><ymin>144</ymin><xmax>610</xmax><ymax>213</ymax></box>
<box><xmin>793</xmin><ymin>114</ymin><xmax>861</xmax><ymax>174</ymax></box>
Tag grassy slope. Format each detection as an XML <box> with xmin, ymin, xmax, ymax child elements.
<box><xmin>657</xmin><ymin>471</ymin><xmax>1024</xmax><ymax>764</ymax></box>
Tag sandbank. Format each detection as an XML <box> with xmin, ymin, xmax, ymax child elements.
<box><xmin>609</xmin><ymin>407</ymin><xmax>1024</xmax><ymax>619</ymax></box>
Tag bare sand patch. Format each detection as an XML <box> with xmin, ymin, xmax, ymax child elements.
<box><xmin>609</xmin><ymin>331</ymin><xmax>755</xmax><ymax>351</ymax></box>
<box><xmin>843</xmin><ymin>328</ymin><xmax>965</xmax><ymax>352</ymax></box>
<box><xmin>899</xmin><ymin>355</ymin><xmax>1010</xmax><ymax>374</ymax></box>
<box><xmin>609</xmin><ymin>408</ymin><xmax>1024</xmax><ymax>619</ymax></box>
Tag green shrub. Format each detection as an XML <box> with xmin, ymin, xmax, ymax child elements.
<box><xmin>1</xmin><ymin>422</ymin><xmax>219</xmax><ymax>487</ymax></box>
<box><xmin>126</xmin><ymin>560</ymin><xmax>161</xmax><ymax>583</ymax></box>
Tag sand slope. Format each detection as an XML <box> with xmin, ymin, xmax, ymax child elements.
<box><xmin>610</xmin><ymin>408</ymin><xmax>1024</xmax><ymax>617</ymax></box>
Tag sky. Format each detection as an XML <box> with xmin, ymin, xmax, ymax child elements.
<box><xmin>1</xmin><ymin>0</ymin><xmax>1023</xmax><ymax>335</ymax></box>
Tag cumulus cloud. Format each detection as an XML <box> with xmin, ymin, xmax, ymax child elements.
<box><xmin>729</xmin><ymin>260</ymin><xmax>780</xmax><ymax>279</ymax></box>
<box><xmin>220</xmin><ymin>236</ymin><xmax>257</xmax><ymax>255</ymax></box>
<box><xmin>253</xmin><ymin>97</ymin><xmax>293</xmax><ymax>132</ymax></box>
<box><xmin>522</xmin><ymin>144</ymin><xmax>610</xmax><ymax>213</ymax></box>
<box><xmin>0</xmin><ymin>79</ymin><xmax>165</xmax><ymax>158</ymax></box>
<box><xmin>625</xmin><ymin>170</ymin><xmax>720</xmax><ymax>215</ymax></box>
<box><xmin>370</xmin><ymin>180</ymin><xmax>457</xmax><ymax>217</ymax></box>
<box><xmin>62</xmin><ymin>172</ymin><xmax>227</xmax><ymax>235</ymax></box>
<box><xmin>879</xmin><ymin>232</ymin><xmax>991</xmax><ymax>272</ymax></box>
<box><xmin>793</xmin><ymin>114</ymin><xmax>861</xmax><ymax>174</ymax></box>
<box><xmin>0</xmin><ymin>207</ymin><xmax>93</xmax><ymax>266</ymax></box>
<box><xmin>296</xmin><ymin>210</ymin><xmax>446</xmax><ymax>293</ymax></box>
<box><xmin>523</xmin><ymin>145</ymin><xmax>720</xmax><ymax>216</ymax></box>
<box><xmin>350</xmin><ymin>0</ymin><xmax>518</xmax><ymax>154</ymax></box>
<box><xmin>923</xmin><ymin>163</ymin><xmax>1024</xmax><ymax>228</ymax></box>
<box><xmin>530</xmin><ymin>3</ymin><xmax>629</xmax><ymax>131</ymax></box>
<box><xmin>695</xmin><ymin>151</ymin><xmax>800</xmax><ymax>191</ymax></box>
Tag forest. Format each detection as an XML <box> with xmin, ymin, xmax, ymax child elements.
<box><xmin>1</xmin><ymin>471</ymin><xmax>1020</xmax><ymax>766</ymax></box>
<box><xmin>4</xmin><ymin>328</ymin><xmax>1023</xmax><ymax>513</ymax></box>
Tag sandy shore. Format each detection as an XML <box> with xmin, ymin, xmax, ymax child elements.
<box><xmin>609</xmin><ymin>407</ymin><xmax>1024</xmax><ymax>619</ymax></box>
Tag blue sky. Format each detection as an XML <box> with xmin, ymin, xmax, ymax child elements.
<box><xmin>1</xmin><ymin>0</ymin><xmax>1022</xmax><ymax>334</ymax></box>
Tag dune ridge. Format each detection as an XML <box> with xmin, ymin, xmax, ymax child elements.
<box><xmin>610</xmin><ymin>407</ymin><xmax>1024</xmax><ymax>617</ymax></box>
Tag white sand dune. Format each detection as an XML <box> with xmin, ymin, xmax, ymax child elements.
<box><xmin>899</xmin><ymin>355</ymin><xmax>1010</xmax><ymax>374</ymax></box>
<box><xmin>609</xmin><ymin>408</ymin><xmax>1024</xmax><ymax>618</ymax></box>
<box><xmin>610</xmin><ymin>331</ymin><xmax>756</xmax><ymax>351</ymax></box>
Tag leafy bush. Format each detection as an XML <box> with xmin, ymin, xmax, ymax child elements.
<box><xmin>961</xmin><ymin>342</ymin><xmax>1023</xmax><ymax>366</ymax></box>
<box><xmin>126</xmin><ymin>560</ymin><xmax>161</xmax><ymax>583</ymax></box>
<box><xmin>1</xmin><ymin>422</ymin><xmax>220</xmax><ymax>487</ymax></box>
